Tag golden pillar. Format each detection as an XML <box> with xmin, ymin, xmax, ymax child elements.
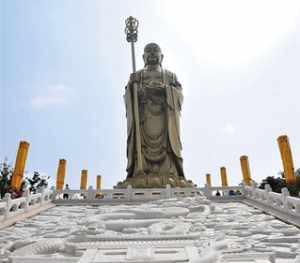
<box><xmin>277</xmin><ymin>135</ymin><xmax>296</xmax><ymax>185</ymax></box>
<box><xmin>80</xmin><ymin>170</ymin><xmax>88</xmax><ymax>190</ymax></box>
<box><xmin>96</xmin><ymin>175</ymin><xmax>102</xmax><ymax>190</ymax></box>
<box><xmin>56</xmin><ymin>159</ymin><xmax>66</xmax><ymax>190</ymax></box>
<box><xmin>11</xmin><ymin>141</ymin><xmax>30</xmax><ymax>191</ymax></box>
<box><xmin>206</xmin><ymin>173</ymin><xmax>212</xmax><ymax>187</ymax></box>
<box><xmin>220</xmin><ymin>167</ymin><xmax>228</xmax><ymax>187</ymax></box>
<box><xmin>240</xmin><ymin>155</ymin><xmax>252</xmax><ymax>186</ymax></box>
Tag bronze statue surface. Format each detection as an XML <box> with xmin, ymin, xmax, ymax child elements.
<box><xmin>117</xmin><ymin>43</ymin><xmax>194</xmax><ymax>188</ymax></box>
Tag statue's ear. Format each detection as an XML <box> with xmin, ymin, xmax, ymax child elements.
<box><xmin>143</xmin><ymin>54</ymin><xmax>146</xmax><ymax>64</ymax></box>
<box><xmin>161</xmin><ymin>54</ymin><xmax>164</xmax><ymax>63</ymax></box>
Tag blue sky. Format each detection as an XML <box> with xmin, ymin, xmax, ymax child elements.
<box><xmin>2</xmin><ymin>0</ymin><xmax>300</xmax><ymax>189</ymax></box>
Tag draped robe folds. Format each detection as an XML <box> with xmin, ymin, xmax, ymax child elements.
<box><xmin>124</xmin><ymin>69</ymin><xmax>184</xmax><ymax>179</ymax></box>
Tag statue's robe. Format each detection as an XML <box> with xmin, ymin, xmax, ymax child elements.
<box><xmin>124</xmin><ymin>69</ymin><xmax>184</xmax><ymax>179</ymax></box>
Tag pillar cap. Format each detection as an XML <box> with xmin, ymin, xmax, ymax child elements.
<box><xmin>277</xmin><ymin>135</ymin><xmax>289</xmax><ymax>142</ymax></box>
<box><xmin>240</xmin><ymin>155</ymin><xmax>248</xmax><ymax>160</ymax></box>
<box><xmin>19</xmin><ymin>141</ymin><xmax>30</xmax><ymax>147</ymax></box>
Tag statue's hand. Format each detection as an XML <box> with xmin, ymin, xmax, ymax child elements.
<box><xmin>129</xmin><ymin>73</ymin><xmax>140</xmax><ymax>84</ymax></box>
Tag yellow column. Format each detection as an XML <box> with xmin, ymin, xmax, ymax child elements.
<box><xmin>277</xmin><ymin>135</ymin><xmax>296</xmax><ymax>185</ymax></box>
<box><xmin>56</xmin><ymin>159</ymin><xmax>66</xmax><ymax>190</ymax></box>
<box><xmin>220</xmin><ymin>167</ymin><xmax>228</xmax><ymax>187</ymax></box>
<box><xmin>240</xmin><ymin>155</ymin><xmax>252</xmax><ymax>186</ymax></box>
<box><xmin>96</xmin><ymin>175</ymin><xmax>102</xmax><ymax>190</ymax></box>
<box><xmin>11</xmin><ymin>141</ymin><xmax>30</xmax><ymax>191</ymax></box>
<box><xmin>206</xmin><ymin>173</ymin><xmax>212</xmax><ymax>187</ymax></box>
<box><xmin>80</xmin><ymin>170</ymin><xmax>88</xmax><ymax>190</ymax></box>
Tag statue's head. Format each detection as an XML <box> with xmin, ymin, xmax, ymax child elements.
<box><xmin>143</xmin><ymin>43</ymin><xmax>163</xmax><ymax>66</ymax></box>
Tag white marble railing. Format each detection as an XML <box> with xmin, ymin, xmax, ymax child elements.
<box><xmin>0</xmin><ymin>184</ymin><xmax>299</xmax><ymax>229</ymax></box>
<box><xmin>244</xmin><ymin>184</ymin><xmax>300</xmax><ymax>220</ymax></box>
<box><xmin>0</xmin><ymin>189</ymin><xmax>52</xmax><ymax>222</ymax></box>
<box><xmin>52</xmin><ymin>185</ymin><xmax>204</xmax><ymax>202</ymax></box>
<box><xmin>202</xmin><ymin>185</ymin><xmax>244</xmax><ymax>200</ymax></box>
<box><xmin>52</xmin><ymin>184</ymin><xmax>300</xmax><ymax>226</ymax></box>
<box><xmin>52</xmin><ymin>185</ymin><xmax>247</xmax><ymax>203</ymax></box>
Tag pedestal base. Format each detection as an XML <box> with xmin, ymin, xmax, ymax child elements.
<box><xmin>115</xmin><ymin>175</ymin><xmax>195</xmax><ymax>189</ymax></box>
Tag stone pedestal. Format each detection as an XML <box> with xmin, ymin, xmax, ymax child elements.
<box><xmin>115</xmin><ymin>174</ymin><xmax>194</xmax><ymax>188</ymax></box>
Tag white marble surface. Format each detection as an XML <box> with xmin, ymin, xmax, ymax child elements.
<box><xmin>0</xmin><ymin>196</ymin><xmax>299</xmax><ymax>262</ymax></box>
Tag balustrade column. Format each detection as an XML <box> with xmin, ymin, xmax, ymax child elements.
<box><xmin>240</xmin><ymin>155</ymin><xmax>252</xmax><ymax>186</ymax></box>
<box><xmin>206</xmin><ymin>173</ymin><xmax>212</xmax><ymax>187</ymax></box>
<box><xmin>220</xmin><ymin>167</ymin><xmax>228</xmax><ymax>187</ymax></box>
<box><xmin>56</xmin><ymin>159</ymin><xmax>66</xmax><ymax>190</ymax></box>
<box><xmin>96</xmin><ymin>175</ymin><xmax>102</xmax><ymax>191</ymax></box>
<box><xmin>11</xmin><ymin>141</ymin><xmax>30</xmax><ymax>191</ymax></box>
<box><xmin>277</xmin><ymin>135</ymin><xmax>296</xmax><ymax>185</ymax></box>
<box><xmin>80</xmin><ymin>170</ymin><xmax>88</xmax><ymax>190</ymax></box>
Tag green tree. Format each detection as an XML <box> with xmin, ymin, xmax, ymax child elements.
<box><xmin>259</xmin><ymin>169</ymin><xmax>300</xmax><ymax>197</ymax></box>
<box><xmin>0</xmin><ymin>159</ymin><xmax>13</xmax><ymax>198</ymax></box>
<box><xmin>259</xmin><ymin>176</ymin><xmax>285</xmax><ymax>193</ymax></box>
<box><xmin>26</xmin><ymin>172</ymin><xmax>49</xmax><ymax>194</ymax></box>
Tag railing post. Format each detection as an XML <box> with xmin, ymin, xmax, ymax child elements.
<box><xmin>41</xmin><ymin>188</ymin><xmax>46</xmax><ymax>205</ymax></box>
<box><xmin>24</xmin><ymin>189</ymin><xmax>30</xmax><ymax>211</ymax></box>
<box><xmin>127</xmin><ymin>185</ymin><xmax>133</xmax><ymax>201</ymax></box>
<box><xmin>281</xmin><ymin>187</ymin><xmax>290</xmax><ymax>211</ymax></box>
<box><xmin>54</xmin><ymin>190</ymin><xmax>60</xmax><ymax>200</ymax></box>
<box><xmin>166</xmin><ymin>184</ymin><xmax>171</xmax><ymax>199</ymax></box>
<box><xmin>87</xmin><ymin>187</ymin><xmax>94</xmax><ymax>200</ymax></box>
<box><xmin>296</xmin><ymin>203</ymin><xmax>300</xmax><ymax>214</ymax></box>
<box><xmin>264</xmin><ymin>184</ymin><xmax>272</xmax><ymax>192</ymax></box>
<box><xmin>239</xmin><ymin>183</ymin><xmax>245</xmax><ymax>197</ymax></box>
<box><xmin>246</xmin><ymin>183</ymin><xmax>256</xmax><ymax>200</ymax></box>
<box><xmin>264</xmin><ymin>184</ymin><xmax>272</xmax><ymax>204</ymax></box>
<box><xmin>203</xmin><ymin>184</ymin><xmax>212</xmax><ymax>199</ymax></box>
<box><xmin>4</xmin><ymin>193</ymin><xmax>11</xmax><ymax>219</ymax></box>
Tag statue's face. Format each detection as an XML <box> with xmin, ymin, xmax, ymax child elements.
<box><xmin>143</xmin><ymin>43</ymin><xmax>163</xmax><ymax>66</ymax></box>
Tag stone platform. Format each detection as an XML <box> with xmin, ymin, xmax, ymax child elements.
<box><xmin>1</xmin><ymin>194</ymin><xmax>300</xmax><ymax>263</ymax></box>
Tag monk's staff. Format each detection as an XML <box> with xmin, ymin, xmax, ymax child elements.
<box><xmin>125</xmin><ymin>16</ymin><xmax>143</xmax><ymax>175</ymax></box>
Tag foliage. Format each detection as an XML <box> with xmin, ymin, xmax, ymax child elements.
<box><xmin>259</xmin><ymin>169</ymin><xmax>300</xmax><ymax>197</ymax></box>
<box><xmin>0</xmin><ymin>158</ymin><xmax>50</xmax><ymax>198</ymax></box>
<box><xmin>0</xmin><ymin>159</ymin><xmax>13</xmax><ymax>198</ymax></box>
<box><xmin>26</xmin><ymin>171</ymin><xmax>49</xmax><ymax>194</ymax></box>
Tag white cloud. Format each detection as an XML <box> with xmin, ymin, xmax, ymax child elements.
<box><xmin>222</xmin><ymin>123</ymin><xmax>236</xmax><ymax>135</ymax></box>
<box><xmin>30</xmin><ymin>84</ymin><xmax>72</xmax><ymax>109</ymax></box>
